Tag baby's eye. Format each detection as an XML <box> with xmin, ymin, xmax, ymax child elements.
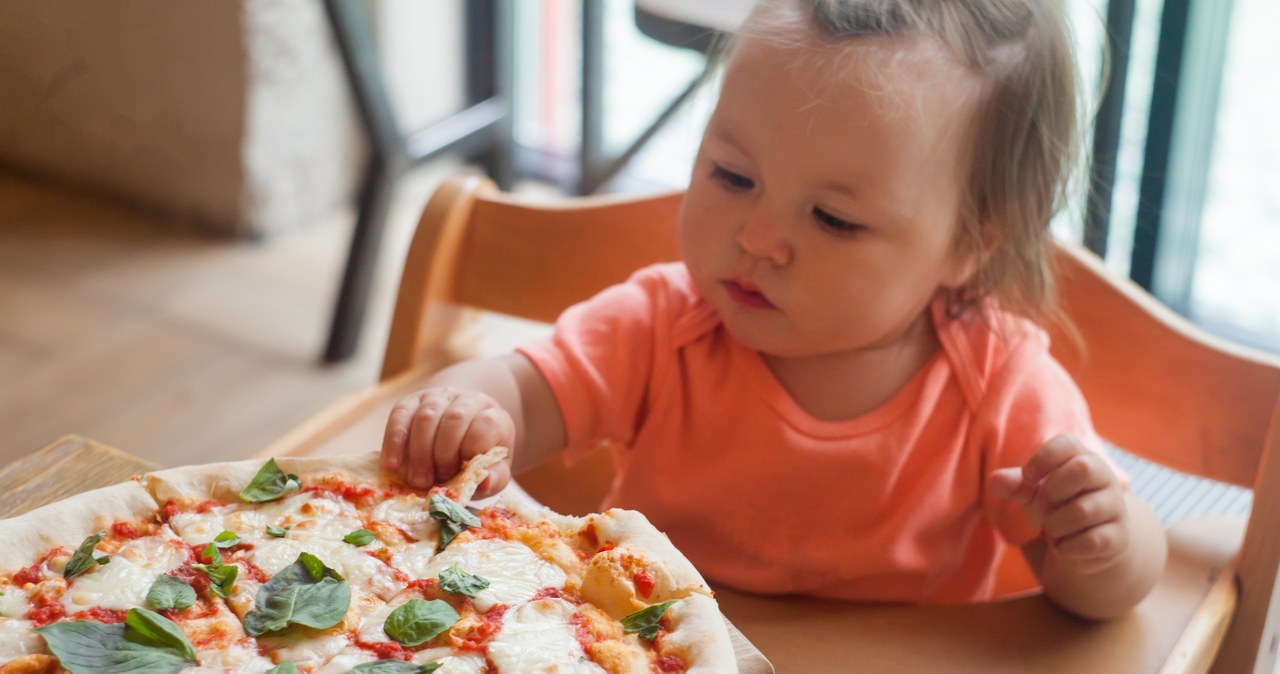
<box><xmin>813</xmin><ymin>208</ymin><xmax>866</xmax><ymax>235</ymax></box>
<box><xmin>711</xmin><ymin>165</ymin><xmax>754</xmax><ymax>191</ymax></box>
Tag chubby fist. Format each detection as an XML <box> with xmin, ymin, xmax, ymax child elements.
<box><xmin>382</xmin><ymin>387</ymin><xmax>515</xmax><ymax>496</ymax></box>
<box><xmin>987</xmin><ymin>434</ymin><xmax>1129</xmax><ymax>574</ymax></box>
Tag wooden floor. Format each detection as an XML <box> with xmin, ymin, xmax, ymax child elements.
<box><xmin>0</xmin><ymin>164</ymin><xmax>465</xmax><ymax>469</ymax></box>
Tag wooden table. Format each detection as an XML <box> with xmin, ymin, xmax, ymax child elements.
<box><xmin>0</xmin><ymin>435</ymin><xmax>158</xmax><ymax>519</ymax></box>
<box><xmin>3</xmin><ymin>435</ymin><xmax>1238</xmax><ymax>673</ymax></box>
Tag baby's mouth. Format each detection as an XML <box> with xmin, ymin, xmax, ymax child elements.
<box><xmin>723</xmin><ymin>279</ymin><xmax>775</xmax><ymax>309</ymax></box>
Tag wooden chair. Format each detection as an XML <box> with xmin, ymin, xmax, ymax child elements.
<box><xmin>262</xmin><ymin>173</ymin><xmax>1280</xmax><ymax>674</ymax></box>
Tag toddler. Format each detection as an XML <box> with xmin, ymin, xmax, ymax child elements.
<box><xmin>382</xmin><ymin>0</ymin><xmax>1167</xmax><ymax>619</ymax></box>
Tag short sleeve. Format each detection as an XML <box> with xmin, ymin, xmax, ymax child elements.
<box><xmin>975</xmin><ymin>333</ymin><xmax>1119</xmax><ymax>546</ymax></box>
<box><xmin>517</xmin><ymin>265</ymin><xmax>678</xmax><ymax>463</ymax></box>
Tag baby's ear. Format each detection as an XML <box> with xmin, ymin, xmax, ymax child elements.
<box><xmin>941</xmin><ymin>220</ymin><xmax>997</xmax><ymax>289</ymax></box>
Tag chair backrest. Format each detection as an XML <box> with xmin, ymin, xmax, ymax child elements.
<box><xmin>384</xmin><ymin>173</ymin><xmax>1280</xmax><ymax>672</ymax></box>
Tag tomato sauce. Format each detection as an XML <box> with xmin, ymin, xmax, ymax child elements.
<box><xmin>110</xmin><ymin>521</ymin><xmax>143</xmax><ymax>540</ymax></box>
<box><xmin>195</xmin><ymin>500</ymin><xmax>223</xmax><ymax>514</ymax></box>
<box><xmin>237</xmin><ymin>558</ymin><xmax>270</xmax><ymax>584</ymax></box>
<box><xmin>653</xmin><ymin>654</ymin><xmax>688</xmax><ymax>673</ymax></box>
<box><xmin>407</xmin><ymin>577</ymin><xmax>440</xmax><ymax>596</ymax></box>
<box><xmin>305</xmin><ymin>482</ymin><xmax>376</xmax><ymax>503</ymax></box>
<box><xmin>633</xmin><ymin>569</ymin><xmax>655</xmax><ymax>599</ymax></box>
<box><xmin>581</xmin><ymin>522</ymin><xmax>600</xmax><ymax>549</ymax></box>
<box><xmin>28</xmin><ymin>594</ymin><xmax>66</xmax><ymax>627</ymax></box>
<box><xmin>352</xmin><ymin>636</ymin><xmax>412</xmax><ymax>660</ymax></box>
<box><xmin>456</xmin><ymin>604</ymin><xmax>507</xmax><ymax>653</ymax></box>
<box><xmin>71</xmin><ymin>606</ymin><xmax>128</xmax><ymax>624</ymax></box>
<box><xmin>161</xmin><ymin>499</ymin><xmax>182</xmax><ymax>521</ymax></box>
<box><xmin>13</xmin><ymin>564</ymin><xmax>43</xmax><ymax>586</ymax></box>
<box><xmin>171</xmin><ymin>553</ymin><xmax>213</xmax><ymax>594</ymax></box>
<box><xmin>531</xmin><ymin>586</ymin><xmax>569</xmax><ymax>602</ymax></box>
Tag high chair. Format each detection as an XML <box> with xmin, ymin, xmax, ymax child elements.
<box><xmin>261</xmin><ymin>173</ymin><xmax>1280</xmax><ymax>674</ymax></box>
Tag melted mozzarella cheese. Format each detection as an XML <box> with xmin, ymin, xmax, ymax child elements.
<box><xmin>398</xmin><ymin>538</ymin><xmax>567</xmax><ymax>612</ymax></box>
<box><xmin>61</xmin><ymin>534</ymin><xmax>187</xmax><ymax>613</ymax></box>
<box><xmin>311</xmin><ymin>652</ymin><xmax>378</xmax><ymax>673</ymax></box>
<box><xmin>371</xmin><ymin>492</ymin><xmax>438</xmax><ymax>541</ymax></box>
<box><xmin>257</xmin><ymin>630</ymin><xmax>350</xmax><ymax>663</ymax></box>
<box><xmin>488</xmin><ymin>598</ymin><xmax>606</xmax><ymax>673</ymax></box>
<box><xmin>185</xmin><ymin>643</ymin><xmax>276</xmax><ymax>673</ymax></box>
<box><xmin>248</xmin><ymin>537</ymin><xmax>400</xmax><ymax>601</ymax></box>
<box><xmin>0</xmin><ymin>583</ymin><xmax>28</xmax><ymax>618</ymax></box>
<box><xmin>0</xmin><ymin>619</ymin><xmax>44</xmax><ymax>659</ymax></box>
<box><xmin>423</xmin><ymin>652</ymin><xmax>488</xmax><ymax>674</ymax></box>
<box><xmin>169</xmin><ymin>492</ymin><xmax>364</xmax><ymax>546</ymax></box>
<box><xmin>354</xmin><ymin>598</ymin><xmax>400</xmax><ymax>644</ymax></box>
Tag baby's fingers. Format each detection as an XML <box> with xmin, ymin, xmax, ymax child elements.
<box><xmin>459</xmin><ymin>407</ymin><xmax>516</xmax><ymax>498</ymax></box>
<box><xmin>383</xmin><ymin>393</ymin><xmax>426</xmax><ymax>471</ymax></box>
<box><xmin>1049</xmin><ymin>520</ymin><xmax>1129</xmax><ymax>573</ymax></box>
<box><xmin>1039</xmin><ymin>451</ymin><xmax>1116</xmax><ymax>507</ymax></box>
<box><xmin>404</xmin><ymin>390</ymin><xmax>460</xmax><ymax>488</ymax></box>
<box><xmin>1041</xmin><ymin>487</ymin><xmax>1124</xmax><ymax>541</ymax></box>
<box><xmin>431</xmin><ymin>396</ymin><xmax>504</xmax><ymax>482</ymax></box>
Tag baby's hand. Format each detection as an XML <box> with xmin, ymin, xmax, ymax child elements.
<box><xmin>382</xmin><ymin>387</ymin><xmax>515</xmax><ymax>495</ymax></box>
<box><xmin>987</xmin><ymin>434</ymin><xmax>1129</xmax><ymax>574</ymax></box>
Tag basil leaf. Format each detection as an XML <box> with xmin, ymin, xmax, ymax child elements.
<box><xmin>243</xmin><ymin>553</ymin><xmax>351</xmax><ymax>636</ymax></box>
<box><xmin>146</xmin><ymin>575</ymin><xmax>197</xmax><ymax>611</ymax></box>
<box><xmin>194</xmin><ymin>563</ymin><xmax>238</xmax><ymax>599</ymax></box>
<box><xmin>213</xmin><ymin>531</ymin><xmax>241</xmax><ymax>548</ymax></box>
<box><xmin>299</xmin><ymin>550</ymin><xmax>343</xmax><ymax>582</ymax></box>
<box><xmin>266</xmin><ymin>524</ymin><xmax>290</xmax><ymax>538</ymax></box>
<box><xmin>266</xmin><ymin>664</ymin><xmax>299</xmax><ymax>674</ymax></box>
<box><xmin>383</xmin><ymin>598</ymin><xmax>459</xmax><ymax>647</ymax></box>
<box><xmin>63</xmin><ymin>530</ymin><xmax>107</xmax><ymax>579</ymax></box>
<box><xmin>239</xmin><ymin>459</ymin><xmax>302</xmax><ymax>503</ymax></box>
<box><xmin>438</xmin><ymin>564</ymin><xmax>489</xmax><ymax>598</ymax></box>
<box><xmin>343</xmin><ymin>529</ymin><xmax>376</xmax><ymax>547</ymax></box>
<box><xmin>191</xmin><ymin>542</ymin><xmax>238</xmax><ymax>598</ymax></box>
<box><xmin>125</xmin><ymin>608</ymin><xmax>198</xmax><ymax>661</ymax></box>
<box><xmin>35</xmin><ymin>608</ymin><xmax>199</xmax><ymax>674</ymax></box>
<box><xmin>428</xmin><ymin>494</ymin><xmax>480</xmax><ymax>551</ymax></box>
<box><xmin>621</xmin><ymin>600</ymin><xmax>678</xmax><ymax>641</ymax></box>
<box><xmin>349</xmin><ymin>661</ymin><xmax>440</xmax><ymax>673</ymax></box>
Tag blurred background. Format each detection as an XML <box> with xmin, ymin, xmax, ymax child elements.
<box><xmin>0</xmin><ymin>0</ymin><xmax>1276</xmax><ymax>468</ymax></box>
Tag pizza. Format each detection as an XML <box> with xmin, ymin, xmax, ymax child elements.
<box><xmin>0</xmin><ymin>447</ymin><xmax>737</xmax><ymax>673</ymax></box>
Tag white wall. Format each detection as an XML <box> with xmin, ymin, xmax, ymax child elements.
<box><xmin>0</xmin><ymin>0</ymin><xmax>361</xmax><ymax>238</ymax></box>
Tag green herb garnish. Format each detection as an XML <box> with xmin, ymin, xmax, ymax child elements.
<box><xmin>35</xmin><ymin>608</ymin><xmax>198</xmax><ymax>673</ymax></box>
<box><xmin>438</xmin><ymin>564</ymin><xmax>489</xmax><ymax>598</ymax></box>
<box><xmin>63</xmin><ymin>530</ymin><xmax>109</xmax><ymax>579</ymax></box>
<box><xmin>383</xmin><ymin>598</ymin><xmax>459</xmax><ymax>647</ymax></box>
<box><xmin>191</xmin><ymin>542</ymin><xmax>238</xmax><ymax>598</ymax></box>
<box><xmin>343</xmin><ymin>529</ymin><xmax>376</xmax><ymax>547</ymax></box>
<box><xmin>212</xmin><ymin>531</ymin><xmax>241</xmax><ymax>548</ymax></box>
<box><xmin>146</xmin><ymin>575</ymin><xmax>196</xmax><ymax>611</ymax></box>
<box><xmin>239</xmin><ymin>459</ymin><xmax>301</xmax><ymax>503</ymax></box>
<box><xmin>621</xmin><ymin>600</ymin><xmax>678</xmax><ymax>641</ymax></box>
<box><xmin>428</xmin><ymin>494</ymin><xmax>480</xmax><ymax>551</ymax></box>
<box><xmin>243</xmin><ymin>552</ymin><xmax>350</xmax><ymax>636</ymax></box>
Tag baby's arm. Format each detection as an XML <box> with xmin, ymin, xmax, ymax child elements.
<box><xmin>988</xmin><ymin>435</ymin><xmax>1168</xmax><ymax>620</ymax></box>
<box><xmin>381</xmin><ymin>353</ymin><xmax>566</xmax><ymax>497</ymax></box>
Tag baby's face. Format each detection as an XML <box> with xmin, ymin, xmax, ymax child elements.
<box><xmin>679</xmin><ymin>32</ymin><xmax>985</xmax><ymax>361</ymax></box>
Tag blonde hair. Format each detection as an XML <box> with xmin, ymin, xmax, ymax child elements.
<box><xmin>729</xmin><ymin>0</ymin><xmax>1084</xmax><ymax>322</ymax></box>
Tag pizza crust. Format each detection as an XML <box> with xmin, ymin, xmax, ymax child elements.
<box><xmin>0</xmin><ymin>481</ymin><xmax>158</xmax><ymax>570</ymax></box>
<box><xmin>662</xmin><ymin>593</ymin><xmax>739</xmax><ymax>674</ymax></box>
<box><xmin>142</xmin><ymin>447</ymin><xmax>509</xmax><ymax>506</ymax></box>
<box><xmin>142</xmin><ymin>451</ymin><xmax>397</xmax><ymax>504</ymax></box>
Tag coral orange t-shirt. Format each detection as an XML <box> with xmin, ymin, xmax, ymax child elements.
<box><xmin>518</xmin><ymin>263</ymin><xmax>1109</xmax><ymax>603</ymax></box>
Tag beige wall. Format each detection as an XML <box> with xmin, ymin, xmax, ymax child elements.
<box><xmin>0</xmin><ymin>0</ymin><xmax>361</xmax><ymax>238</ymax></box>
